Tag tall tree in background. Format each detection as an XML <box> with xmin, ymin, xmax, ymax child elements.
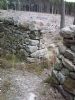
<box><xmin>17</xmin><ymin>0</ymin><xmax>21</xmax><ymax>10</ymax></box>
<box><xmin>60</xmin><ymin>0</ymin><xmax>65</xmax><ymax>28</ymax></box>
<box><xmin>6</xmin><ymin>0</ymin><xmax>9</xmax><ymax>10</ymax></box>
<box><xmin>73</xmin><ymin>4</ymin><xmax>75</xmax><ymax>25</ymax></box>
<box><xmin>73</xmin><ymin>17</ymin><xmax>75</xmax><ymax>25</ymax></box>
<box><xmin>0</xmin><ymin>0</ymin><xmax>7</xmax><ymax>9</ymax></box>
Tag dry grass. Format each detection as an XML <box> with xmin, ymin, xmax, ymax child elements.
<box><xmin>25</xmin><ymin>62</ymin><xmax>44</xmax><ymax>75</ymax></box>
<box><xmin>1</xmin><ymin>79</ymin><xmax>11</xmax><ymax>93</ymax></box>
<box><xmin>0</xmin><ymin>47</ymin><xmax>57</xmax><ymax>75</ymax></box>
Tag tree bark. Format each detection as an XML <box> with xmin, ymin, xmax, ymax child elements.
<box><xmin>73</xmin><ymin>16</ymin><xmax>75</xmax><ymax>25</ymax></box>
<box><xmin>73</xmin><ymin>4</ymin><xmax>75</xmax><ymax>25</ymax></box>
<box><xmin>60</xmin><ymin>0</ymin><xmax>65</xmax><ymax>29</ymax></box>
<box><xmin>6</xmin><ymin>0</ymin><xmax>9</xmax><ymax>10</ymax></box>
<box><xmin>18</xmin><ymin>0</ymin><xmax>21</xmax><ymax>10</ymax></box>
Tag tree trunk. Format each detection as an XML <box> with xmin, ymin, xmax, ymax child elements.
<box><xmin>6</xmin><ymin>0</ymin><xmax>8</xmax><ymax>10</ymax></box>
<box><xmin>73</xmin><ymin>4</ymin><xmax>75</xmax><ymax>25</ymax></box>
<box><xmin>60</xmin><ymin>0</ymin><xmax>65</xmax><ymax>29</ymax></box>
<box><xmin>18</xmin><ymin>0</ymin><xmax>21</xmax><ymax>10</ymax></box>
<box><xmin>73</xmin><ymin>16</ymin><xmax>75</xmax><ymax>25</ymax></box>
<box><xmin>52</xmin><ymin>6</ymin><xmax>54</xmax><ymax>14</ymax></box>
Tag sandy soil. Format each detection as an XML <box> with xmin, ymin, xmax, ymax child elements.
<box><xmin>0</xmin><ymin>67</ymin><xmax>65</xmax><ymax>100</ymax></box>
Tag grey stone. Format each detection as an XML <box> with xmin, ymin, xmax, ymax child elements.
<box><xmin>31</xmin><ymin>48</ymin><xmax>48</xmax><ymax>58</ymax></box>
<box><xmin>27</xmin><ymin>57</ymin><xmax>40</xmax><ymax>63</ymax></box>
<box><xmin>29</xmin><ymin>31</ymin><xmax>41</xmax><ymax>40</ymax></box>
<box><xmin>20</xmin><ymin>49</ymin><xmax>29</xmax><ymax>57</ymax></box>
<box><xmin>52</xmin><ymin>70</ymin><xmax>65</xmax><ymax>84</ymax></box>
<box><xmin>63</xmin><ymin>38</ymin><xmax>75</xmax><ymax>45</ymax></box>
<box><xmin>58</xmin><ymin>44</ymin><xmax>66</xmax><ymax>55</ymax></box>
<box><xmin>25</xmin><ymin>39</ymin><xmax>39</xmax><ymax>46</ymax></box>
<box><xmin>70</xmin><ymin>72</ymin><xmax>75</xmax><ymax>79</ymax></box>
<box><xmin>54</xmin><ymin>58</ymin><xmax>63</xmax><ymax>71</ymax></box>
<box><xmin>71</xmin><ymin>45</ymin><xmax>75</xmax><ymax>52</ymax></box>
<box><xmin>64</xmin><ymin>49</ymin><xmax>75</xmax><ymax>61</ymax></box>
<box><xmin>25</xmin><ymin>45</ymin><xmax>38</xmax><ymax>53</ymax></box>
<box><xmin>61</xmin><ymin>68</ymin><xmax>69</xmax><ymax>76</ymax></box>
<box><xmin>52</xmin><ymin>70</ymin><xmax>60</xmax><ymax>85</ymax></box>
<box><xmin>62</xmin><ymin>56</ymin><xmax>75</xmax><ymax>71</ymax></box>
<box><xmin>4</xmin><ymin>17</ymin><xmax>14</xmax><ymax>25</ymax></box>
<box><xmin>58</xmin><ymin>72</ymin><xmax>66</xmax><ymax>84</ymax></box>
<box><xmin>18</xmin><ymin>21</ymin><xmax>29</xmax><ymax>29</ymax></box>
<box><xmin>57</xmin><ymin>55</ymin><xmax>63</xmax><ymax>60</ymax></box>
<box><xmin>70</xmin><ymin>25</ymin><xmax>75</xmax><ymax>32</ymax></box>
<box><xmin>60</xmin><ymin>26</ymin><xmax>74</xmax><ymax>38</ymax></box>
<box><xmin>57</xmin><ymin>85</ymin><xmax>74</xmax><ymax>100</ymax></box>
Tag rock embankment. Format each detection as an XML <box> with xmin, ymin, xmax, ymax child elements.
<box><xmin>0</xmin><ymin>11</ymin><xmax>48</xmax><ymax>63</ymax></box>
<box><xmin>52</xmin><ymin>25</ymin><xmax>75</xmax><ymax>100</ymax></box>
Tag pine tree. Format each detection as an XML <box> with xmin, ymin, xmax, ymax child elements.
<box><xmin>60</xmin><ymin>0</ymin><xmax>65</xmax><ymax>29</ymax></box>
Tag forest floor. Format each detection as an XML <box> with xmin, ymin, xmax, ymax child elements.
<box><xmin>0</xmin><ymin>10</ymin><xmax>74</xmax><ymax>100</ymax></box>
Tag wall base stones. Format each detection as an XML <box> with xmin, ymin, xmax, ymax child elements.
<box><xmin>52</xmin><ymin>25</ymin><xmax>75</xmax><ymax>100</ymax></box>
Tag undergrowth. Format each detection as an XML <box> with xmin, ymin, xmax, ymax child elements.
<box><xmin>0</xmin><ymin>55</ymin><xmax>49</xmax><ymax>75</ymax></box>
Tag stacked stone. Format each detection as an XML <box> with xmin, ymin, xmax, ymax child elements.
<box><xmin>0</xmin><ymin>19</ymin><xmax>47</xmax><ymax>63</ymax></box>
<box><xmin>25</xmin><ymin>28</ymin><xmax>44</xmax><ymax>62</ymax></box>
<box><xmin>52</xmin><ymin>25</ymin><xmax>75</xmax><ymax>100</ymax></box>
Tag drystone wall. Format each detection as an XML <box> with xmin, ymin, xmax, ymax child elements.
<box><xmin>0</xmin><ymin>16</ymin><xmax>47</xmax><ymax>63</ymax></box>
<box><xmin>52</xmin><ymin>25</ymin><xmax>75</xmax><ymax>100</ymax></box>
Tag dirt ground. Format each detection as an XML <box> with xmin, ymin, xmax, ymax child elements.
<box><xmin>0</xmin><ymin>66</ymin><xmax>65</xmax><ymax>100</ymax></box>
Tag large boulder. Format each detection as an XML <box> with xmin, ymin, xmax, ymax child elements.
<box><xmin>64</xmin><ymin>49</ymin><xmax>75</xmax><ymax>61</ymax></box>
<box><xmin>61</xmin><ymin>68</ymin><xmax>69</xmax><ymax>76</ymax></box>
<box><xmin>25</xmin><ymin>45</ymin><xmax>38</xmax><ymax>53</ymax></box>
<box><xmin>54</xmin><ymin>58</ymin><xmax>63</xmax><ymax>71</ymax></box>
<box><xmin>25</xmin><ymin>39</ymin><xmax>39</xmax><ymax>46</ymax></box>
<box><xmin>60</xmin><ymin>26</ymin><xmax>75</xmax><ymax>38</ymax></box>
<box><xmin>71</xmin><ymin>45</ymin><xmax>75</xmax><ymax>52</ymax></box>
<box><xmin>52</xmin><ymin>70</ymin><xmax>66</xmax><ymax>84</ymax></box>
<box><xmin>62</xmin><ymin>57</ymin><xmax>75</xmax><ymax>71</ymax></box>
<box><xmin>70</xmin><ymin>72</ymin><xmax>75</xmax><ymax>80</ymax></box>
<box><xmin>31</xmin><ymin>48</ymin><xmax>48</xmax><ymax>58</ymax></box>
<box><xmin>58</xmin><ymin>44</ymin><xmax>66</xmax><ymax>55</ymax></box>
